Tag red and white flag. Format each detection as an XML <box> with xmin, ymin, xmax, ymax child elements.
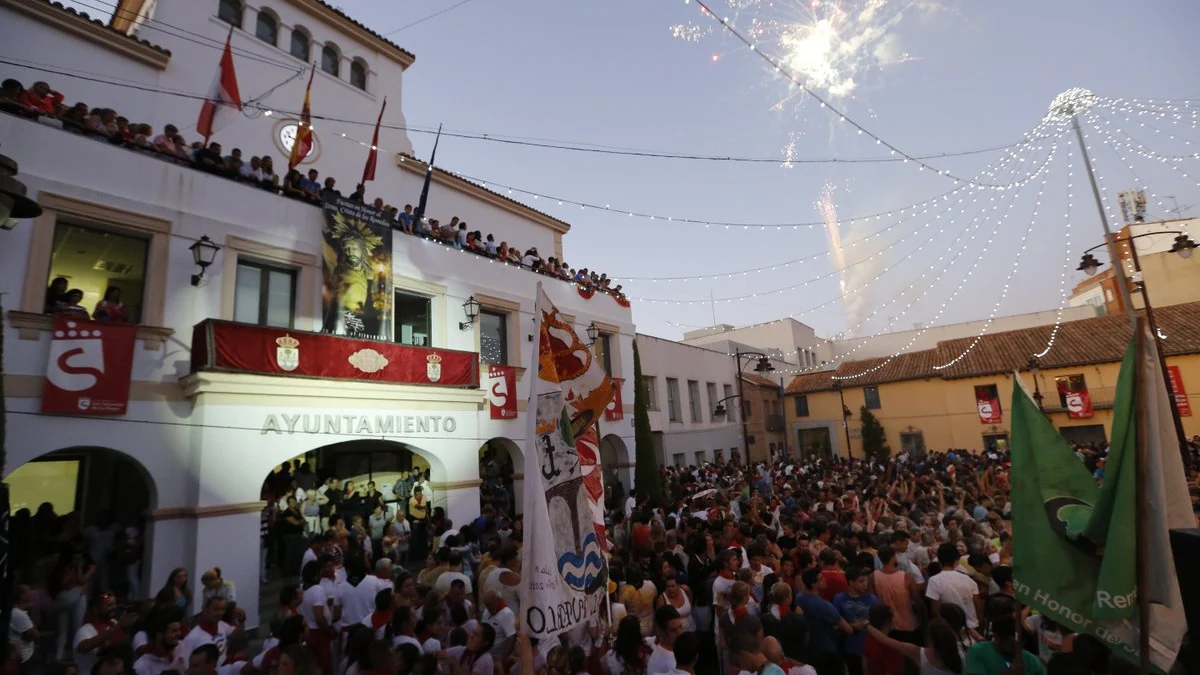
<box><xmin>361</xmin><ymin>97</ymin><xmax>386</xmax><ymax>184</ymax></box>
<box><xmin>197</xmin><ymin>27</ymin><xmax>242</xmax><ymax>143</ymax></box>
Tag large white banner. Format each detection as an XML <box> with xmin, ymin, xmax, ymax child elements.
<box><xmin>520</xmin><ymin>286</ymin><xmax>613</xmax><ymax>640</ymax></box>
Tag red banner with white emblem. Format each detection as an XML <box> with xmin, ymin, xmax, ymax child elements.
<box><xmin>1168</xmin><ymin>366</ymin><xmax>1191</xmax><ymax>417</ymax></box>
<box><xmin>1058</xmin><ymin>377</ymin><xmax>1094</xmax><ymax>419</ymax></box>
<box><xmin>41</xmin><ymin>317</ymin><xmax>136</xmax><ymax>415</ymax></box>
<box><xmin>487</xmin><ymin>364</ymin><xmax>517</xmax><ymax>419</ymax></box>
<box><xmin>191</xmin><ymin>320</ymin><xmax>479</xmax><ymax>387</ymax></box>
<box><xmin>604</xmin><ymin>378</ymin><xmax>624</xmax><ymax>421</ymax></box>
<box><xmin>974</xmin><ymin>385</ymin><xmax>1001</xmax><ymax>424</ymax></box>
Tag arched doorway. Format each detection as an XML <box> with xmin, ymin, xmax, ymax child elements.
<box><xmin>599</xmin><ymin>434</ymin><xmax>630</xmax><ymax>508</ymax></box>
<box><xmin>4</xmin><ymin>447</ymin><xmax>156</xmax><ymax>598</ymax></box>
<box><xmin>479</xmin><ymin>438</ymin><xmax>519</xmax><ymax>517</ymax></box>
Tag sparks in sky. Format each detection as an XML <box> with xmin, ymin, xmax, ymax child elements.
<box><xmin>675</xmin><ymin>0</ymin><xmax>936</xmax><ymax>99</ymax></box>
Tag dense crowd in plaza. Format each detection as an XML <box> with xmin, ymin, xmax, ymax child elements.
<box><xmin>0</xmin><ymin>78</ymin><xmax>626</xmax><ymax>302</ymax></box>
<box><xmin>8</xmin><ymin>440</ymin><xmax>1199</xmax><ymax>675</ymax></box>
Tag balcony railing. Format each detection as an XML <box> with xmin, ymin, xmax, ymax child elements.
<box><xmin>1037</xmin><ymin>386</ymin><xmax>1116</xmax><ymax>413</ymax></box>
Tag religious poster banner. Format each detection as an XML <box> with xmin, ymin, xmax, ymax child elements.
<box><xmin>974</xmin><ymin>385</ymin><xmax>1002</xmax><ymax>424</ymax></box>
<box><xmin>41</xmin><ymin>317</ymin><xmax>136</xmax><ymax>415</ymax></box>
<box><xmin>191</xmin><ymin>320</ymin><xmax>479</xmax><ymax>387</ymax></box>
<box><xmin>1167</xmin><ymin>366</ymin><xmax>1191</xmax><ymax>417</ymax></box>
<box><xmin>521</xmin><ymin>285</ymin><xmax>615</xmax><ymax>641</ymax></box>
<box><xmin>487</xmin><ymin>364</ymin><xmax>518</xmax><ymax>419</ymax></box>
<box><xmin>604</xmin><ymin>378</ymin><xmax>624</xmax><ymax>421</ymax></box>
<box><xmin>320</xmin><ymin>196</ymin><xmax>393</xmax><ymax>341</ymax></box>
<box><xmin>1057</xmin><ymin>375</ymin><xmax>1094</xmax><ymax>419</ymax></box>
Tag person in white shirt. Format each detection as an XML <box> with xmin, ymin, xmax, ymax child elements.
<box><xmin>343</xmin><ymin>559</ymin><xmax>393</xmax><ymax>628</ymax></box>
<box><xmin>299</xmin><ymin>558</ymin><xmax>336</xmax><ymax>675</ymax></box>
<box><xmin>9</xmin><ymin>585</ymin><xmax>39</xmax><ymax>666</ymax></box>
<box><xmin>647</xmin><ymin>605</ymin><xmax>684</xmax><ymax>675</ymax></box>
<box><xmin>625</xmin><ymin>490</ymin><xmax>638</xmax><ymax>519</ymax></box>
<box><xmin>133</xmin><ymin>608</ymin><xmax>186</xmax><ymax>675</ymax></box>
<box><xmin>665</xmin><ymin>631</ymin><xmax>701</xmax><ymax>675</ymax></box>
<box><xmin>75</xmin><ymin>591</ymin><xmax>136</xmax><ymax>675</ymax></box>
<box><xmin>480</xmin><ymin>590</ymin><xmax>516</xmax><ymax>660</ymax></box>
<box><xmin>925</xmin><ymin>544</ymin><xmax>982</xmax><ymax>636</ymax></box>
<box><xmin>188</xmin><ymin>644</ymin><xmax>220</xmax><ymax>675</ymax></box>
<box><xmin>433</xmin><ymin>551</ymin><xmax>472</xmax><ymax>599</ymax></box>
<box><xmin>437</xmin><ymin>623</ymin><xmax>496</xmax><ymax>675</ymax></box>
<box><xmin>180</xmin><ymin>597</ymin><xmax>239</xmax><ymax>667</ymax></box>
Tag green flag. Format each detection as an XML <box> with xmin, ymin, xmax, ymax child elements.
<box><xmin>1010</xmin><ymin>323</ymin><xmax>1188</xmax><ymax>673</ymax></box>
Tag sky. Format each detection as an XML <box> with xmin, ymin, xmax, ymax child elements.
<box><xmin>64</xmin><ymin>0</ymin><xmax>1200</xmax><ymax>345</ymax></box>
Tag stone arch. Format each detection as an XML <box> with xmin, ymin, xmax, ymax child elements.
<box><xmin>4</xmin><ymin>446</ymin><xmax>157</xmax><ymax>597</ymax></box>
<box><xmin>479</xmin><ymin>437</ymin><xmax>521</xmax><ymax>516</ymax></box>
<box><xmin>599</xmin><ymin>434</ymin><xmax>632</xmax><ymax>496</ymax></box>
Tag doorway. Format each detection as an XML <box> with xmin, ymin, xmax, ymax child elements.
<box><xmin>982</xmin><ymin>433</ymin><xmax>1009</xmax><ymax>453</ymax></box>
<box><xmin>900</xmin><ymin>431</ymin><xmax>927</xmax><ymax>458</ymax></box>
<box><xmin>796</xmin><ymin>426</ymin><xmax>832</xmax><ymax>460</ymax></box>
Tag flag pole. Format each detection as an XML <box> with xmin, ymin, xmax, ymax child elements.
<box><xmin>1132</xmin><ymin>319</ymin><xmax>1151</xmax><ymax>675</ymax></box>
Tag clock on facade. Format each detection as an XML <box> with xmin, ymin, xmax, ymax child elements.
<box><xmin>272</xmin><ymin>120</ymin><xmax>321</xmax><ymax>163</ymax></box>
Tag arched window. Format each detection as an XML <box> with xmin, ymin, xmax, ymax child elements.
<box><xmin>350</xmin><ymin>59</ymin><xmax>368</xmax><ymax>90</ymax></box>
<box><xmin>290</xmin><ymin>27</ymin><xmax>311</xmax><ymax>61</ymax></box>
<box><xmin>321</xmin><ymin>44</ymin><xmax>340</xmax><ymax>77</ymax></box>
<box><xmin>255</xmin><ymin>10</ymin><xmax>278</xmax><ymax>46</ymax></box>
<box><xmin>217</xmin><ymin>0</ymin><xmax>242</xmax><ymax>28</ymax></box>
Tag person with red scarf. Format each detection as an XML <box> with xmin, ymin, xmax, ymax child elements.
<box><xmin>216</xmin><ymin>633</ymin><xmax>249</xmax><ymax>675</ymax></box>
<box><xmin>16</xmin><ymin>81</ymin><xmax>62</xmax><ymax>115</ymax></box>
<box><xmin>74</xmin><ymin>591</ymin><xmax>135</xmax><ymax>675</ymax></box>
<box><xmin>180</xmin><ymin>597</ymin><xmax>239</xmax><ymax>667</ymax></box>
<box><xmin>132</xmin><ymin>607</ymin><xmax>186</xmax><ymax>675</ymax></box>
<box><xmin>360</xmin><ymin>589</ymin><xmax>393</xmax><ymax>640</ymax></box>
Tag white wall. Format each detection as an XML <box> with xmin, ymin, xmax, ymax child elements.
<box><xmin>683</xmin><ymin>318</ymin><xmax>821</xmax><ymax>367</ymax></box>
<box><xmin>634</xmin><ymin>334</ymin><xmax>742</xmax><ymax>466</ymax></box>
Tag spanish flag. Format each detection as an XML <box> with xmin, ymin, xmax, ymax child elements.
<box><xmin>288</xmin><ymin>65</ymin><xmax>316</xmax><ymax>170</ymax></box>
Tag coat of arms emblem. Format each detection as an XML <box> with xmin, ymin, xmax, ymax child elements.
<box><xmin>276</xmin><ymin>335</ymin><xmax>300</xmax><ymax>371</ymax></box>
<box><xmin>77</xmin><ymin>397</ymin><xmax>91</xmax><ymax>411</ymax></box>
<box><xmin>426</xmin><ymin>353</ymin><xmax>442</xmax><ymax>382</ymax></box>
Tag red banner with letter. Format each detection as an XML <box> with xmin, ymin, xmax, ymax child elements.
<box><xmin>191</xmin><ymin>320</ymin><xmax>479</xmax><ymax>387</ymax></box>
<box><xmin>1168</xmin><ymin>365</ymin><xmax>1192</xmax><ymax>417</ymax></box>
<box><xmin>1057</xmin><ymin>376</ymin><xmax>1094</xmax><ymax>419</ymax></box>
<box><xmin>487</xmin><ymin>365</ymin><xmax>517</xmax><ymax>419</ymax></box>
<box><xmin>41</xmin><ymin>317</ymin><xmax>136</xmax><ymax>415</ymax></box>
<box><xmin>974</xmin><ymin>385</ymin><xmax>1001</xmax><ymax>424</ymax></box>
<box><xmin>604</xmin><ymin>378</ymin><xmax>624</xmax><ymax>421</ymax></box>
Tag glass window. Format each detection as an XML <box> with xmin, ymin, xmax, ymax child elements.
<box><xmin>593</xmin><ymin>334</ymin><xmax>612</xmax><ymax>375</ymax></box>
<box><xmin>706</xmin><ymin>382</ymin><xmax>718</xmax><ymax>421</ymax></box>
<box><xmin>394</xmin><ymin>291</ymin><xmax>431</xmax><ymax>346</ymax></box>
<box><xmin>672</xmin><ymin>453</ymin><xmax>685</xmax><ymax>467</ymax></box>
<box><xmin>864</xmin><ymin>386</ymin><xmax>881</xmax><ymax>410</ymax></box>
<box><xmin>641</xmin><ymin>376</ymin><xmax>659</xmax><ymax>411</ymax></box>
<box><xmin>479</xmin><ymin>310</ymin><xmax>507</xmax><ymax>365</ymax></box>
<box><xmin>666</xmin><ymin>378</ymin><xmax>682</xmax><ymax>422</ymax></box>
<box><xmin>350</xmin><ymin>60</ymin><xmax>368</xmax><ymax>90</ymax></box>
<box><xmin>290</xmin><ymin>29</ymin><xmax>311</xmax><ymax>61</ymax></box>
<box><xmin>234</xmin><ymin>262</ymin><xmax>295</xmax><ymax>328</ymax></box>
<box><xmin>688</xmin><ymin>380</ymin><xmax>702</xmax><ymax>422</ymax></box>
<box><xmin>255</xmin><ymin>11</ymin><xmax>278</xmax><ymax>45</ymax></box>
<box><xmin>218</xmin><ymin>0</ymin><xmax>242</xmax><ymax>27</ymax></box>
<box><xmin>695</xmin><ymin>450</ymin><xmax>706</xmax><ymax>465</ymax></box>
<box><xmin>723</xmin><ymin>384</ymin><xmax>735</xmax><ymax>422</ymax></box>
<box><xmin>742</xmin><ymin>399</ymin><xmax>752</xmax><ymax>419</ymax></box>
<box><xmin>714</xmin><ymin>449</ymin><xmax>723</xmax><ymax>463</ymax></box>
<box><xmin>794</xmin><ymin>395</ymin><xmax>809</xmax><ymax>417</ymax></box>
<box><xmin>321</xmin><ymin>45</ymin><xmax>340</xmax><ymax>76</ymax></box>
<box><xmin>46</xmin><ymin>222</ymin><xmax>148</xmax><ymax>323</ymax></box>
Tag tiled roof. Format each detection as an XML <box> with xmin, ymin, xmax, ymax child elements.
<box><xmin>785</xmin><ymin>301</ymin><xmax>1200</xmax><ymax>393</ymax></box>
<box><xmin>740</xmin><ymin>374</ymin><xmax>782</xmax><ymax>388</ymax></box>
<box><xmin>308</xmin><ymin>0</ymin><xmax>415</xmax><ymax>65</ymax></box>
<box><xmin>33</xmin><ymin>0</ymin><xmax>172</xmax><ymax>56</ymax></box>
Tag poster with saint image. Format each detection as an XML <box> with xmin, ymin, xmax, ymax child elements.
<box><xmin>320</xmin><ymin>197</ymin><xmax>394</xmax><ymax>341</ymax></box>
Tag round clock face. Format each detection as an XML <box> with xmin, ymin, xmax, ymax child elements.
<box><xmin>273</xmin><ymin>121</ymin><xmax>320</xmax><ymax>162</ymax></box>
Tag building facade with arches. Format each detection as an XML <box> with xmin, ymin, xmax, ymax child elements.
<box><xmin>1</xmin><ymin>0</ymin><xmax>636</xmax><ymax>629</ymax></box>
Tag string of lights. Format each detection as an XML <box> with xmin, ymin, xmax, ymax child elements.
<box><xmin>688</xmin><ymin>0</ymin><xmax>1046</xmax><ymax>190</ymax></box>
<box><xmin>665</xmin><ymin>126</ymin><xmax>1061</xmax><ymax>376</ymax></box>
<box><xmin>1085</xmin><ymin>111</ymin><xmax>1188</xmax><ymax>224</ymax></box>
<box><xmin>621</xmin><ymin>129</ymin><xmax>1062</xmax><ymax>304</ymax></box>
<box><xmin>1033</xmin><ymin>146</ymin><xmax>1075</xmax><ymax>359</ymax></box>
<box><xmin>1099</xmin><ymin>103</ymin><xmax>1200</xmax><ymax>153</ymax></box>
<box><xmin>1088</xmin><ymin>111</ymin><xmax>1200</xmax><ymax>188</ymax></box>
<box><xmin>830</xmin><ymin>143</ymin><xmax>1056</xmax><ymax>379</ymax></box>
<box><xmin>929</xmin><ymin>143</ymin><xmax>1058</xmax><ymax>371</ymax></box>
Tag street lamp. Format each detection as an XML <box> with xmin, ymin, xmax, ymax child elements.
<box><xmin>585</xmin><ymin>322</ymin><xmax>600</xmax><ymax>345</ymax></box>
<box><xmin>1026</xmin><ymin>356</ymin><xmax>1045</xmax><ymax>413</ymax></box>
<box><xmin>0</xmin><ymin>152</ymin><xmax>43</xmax><ymax>229</ymax></box>
<box><xmin>1075</xmin><ymin>229</ymin><xmax>1197</xmax><ymax>451</ymax></box>
<box><xmin>830</xmin><ymin>381</ymin><xmax>854</xmax><ymax>459</ymax></box>
<box><xmin>459</xmin><ymin>295</ymin><xmax>480</xmax><ymax>330</ymax></box>
<box><xmin>733</xmin><ymin>349</ymin><xmax>773</xmax><ymax>465</ymax></box>
<box><xmin>188</xmin><ymin>235</ymin><xmax>221</xmax><ymax>286</ymax></box>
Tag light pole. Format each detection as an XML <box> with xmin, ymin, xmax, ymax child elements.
<box><xmin>831</xmin><ymin>381</ymin><xmax>853</xmax><ymax>458</ymax></box>
<box><xmin>1078</xmin><ymin>229</ymin><xmax>1197</xmax><ymax>452</ymax></box>
<box><xmin>730</xmin><ymin>350</ymin><xmax>774</xmax><ymax>466</ymax></box>
<box><xmin>1026</xmin><ymin>356</ymin><xmax>1046</xmax><ymax>414</ymax></box>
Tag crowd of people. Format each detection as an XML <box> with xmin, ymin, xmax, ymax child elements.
<box><xmin>7</xmin><ymin>442</ymin><xmax>1198</xmax><ymax>675</ymax></box>
<box><xmin>1</xmin><ymin>77</ymin><xmax>626</xmax><ymax>302</ymax></box>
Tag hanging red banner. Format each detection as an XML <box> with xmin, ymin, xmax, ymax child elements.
<box><xmin>974</xmin><ymin>385</ymin><xmax>1002</xmax><ymax>424</ymax></box>
<box><xmin>191</xmin><ymin>320</ymin><xmax>479</xmax><ymax>387</ymax></box>
<box><xmin>577</xmin><ymin>287</ymin><xmax>596</xmax><ymax>300</ymax></box>
<box><xmin>1057</xmin><ymin>376</ymin><xmax>1094</xmax><ymax>419</ymax></box>
<box><xmin>604</xmin><ymin>378</ymin><xmax>624</xmax><ymax>421</ymax></box>
<box><xmin>1168</xmin><ymin>365</ymin><xmax>1192</xmax><ymax>417</ymax></box>
<box><xmin>41</xmin><ymin>317</ymin><xmax>137</xmax><ymax>415</ymax></box>
<box><xmin>487</xmin><ymin>364</ymin><xmax>518</xmax><ymax>419</ymax></box>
